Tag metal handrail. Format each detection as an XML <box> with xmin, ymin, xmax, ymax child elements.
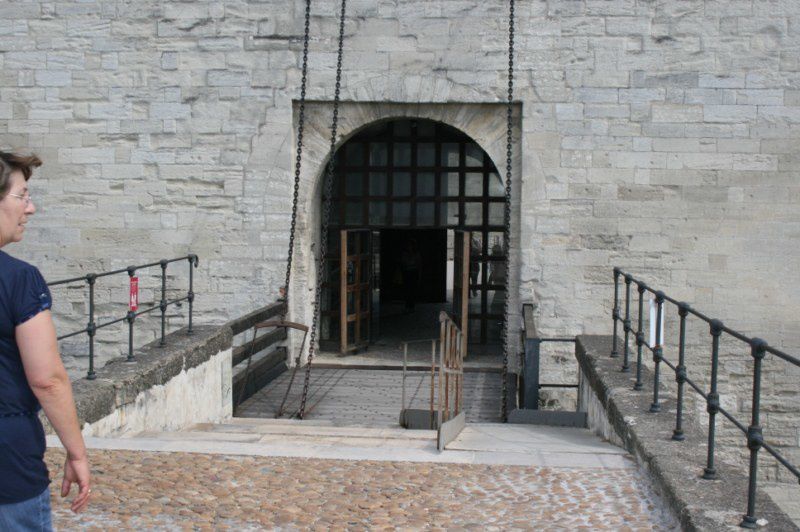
<box><xmin>518</xmin><ymin>303</ymin><xmax>579</xmax><ymax>409</ymax></box>
<box><xmin>611</xmin><ymin>267</ymin><xmax>800</xmax><ymax>529</ymax></box>
<box><xmin>400</xmin><ymin>337</ymin><xmax>438</xmax><ymax>429</ymax></box>
<box><xmin>48</xmin><ymin>255</ymin><xmax>199</xmax><ymax>380</ymax></box>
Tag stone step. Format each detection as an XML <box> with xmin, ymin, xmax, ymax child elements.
<box><xmin>58</xmin><ymin>423</ymin><xmax>636</xmax><ymax>469</ymax></box>
<box><xmin>225</xmin><ymin>416</ymin><xmax>336</xmax><ymax>427</ymax></box>
<box><xmin>184</xmin><ymin>420</ymin><xmax>435</xmax><ymax>440</ymax></box>
<box><xmin>132</xmin><ymin>429</ymin><xmax>436</xmax><ymax>450</ymax></box>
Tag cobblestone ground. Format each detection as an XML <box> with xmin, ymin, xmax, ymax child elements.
<box><xmin>46</xmin><ymin>448</ymin><xmax>676</xmax><ymax>530</ymax></box>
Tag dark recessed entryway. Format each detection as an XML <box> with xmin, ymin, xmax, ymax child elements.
<box><xmin>380</xmin><ymin>228</ymin><xmax>446</xmax><ymax>305</ymax></box>
<box><xmin>320</xmin><ymin>118</ymin><xmax>507</xmax><ymax>355</ymax></box>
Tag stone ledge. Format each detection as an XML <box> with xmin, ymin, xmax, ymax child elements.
<box><xmin>576</xmin><ymin>335</ymin><xmax>798</xmax><ymax>532</ymax></box>
<box><xmin>67</xmin><ymin>325</ymin><xmax>232</xmax><ymax>427</ymax></box>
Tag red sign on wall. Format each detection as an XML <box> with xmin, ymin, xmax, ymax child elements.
<box><xmin>129</xmin><ymin>276</ymin><xmax>139</xmax><ymax>311</ymax></box>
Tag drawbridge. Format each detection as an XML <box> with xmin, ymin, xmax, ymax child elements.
<box><xmin>233</xmin><ymin>0</ymin><xmax>520</xmax><ymax>434</ymax></box>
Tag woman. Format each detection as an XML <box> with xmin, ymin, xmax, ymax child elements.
<box><xmin>0</xmin><ymin>151</ymin><xmax>91</xmax><ymax>530</ymax></box>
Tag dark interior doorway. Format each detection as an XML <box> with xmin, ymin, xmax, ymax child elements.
<box><xmin>320</xmin><ymin>118</ymin><xmax>507</xmax><ymax>351</ymax></box>
<box><xmin>380</xmin><ymin>229</ymin><xmax>446</xmax><ymax>305</ymax></box>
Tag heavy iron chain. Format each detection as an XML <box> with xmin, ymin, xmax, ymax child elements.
<box><xmin>283</xmin><ymin>0</ymin><xmax>313</xmax><ymax>310</ymax></box>
<box><xmin>236</xmin><ymin>0</ymin><xmax>313</xmax><ymax>414</ymax></box>
<box><xmin>298</xmin><ymin>0</ymin><xmax>347</xmax><ymax>419</ymax></box>
<box><xmin>501</xmin><ymin>0</ymin><xmax>516</xmax><ymax>423</ymax></box>
<box><xmin>275</xmin><ymin>0</ymin><xmax>313</xmax><ymax>411</ymax></box>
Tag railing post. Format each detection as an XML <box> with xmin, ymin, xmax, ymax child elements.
<box><xmin>523</xmin><ymin>337</ymin><xmax>540</xmax><ymax>410</ymax></box>
<box><xmin>673</xmin><ymin>302</ymin><xmax>689</xmax><ymax>441</ymax></box>
<box><xmin>741</xmin><ymin>338</ymin><xmax>767</xmax><ymax>529</ymax></box>
<box><xmin>634</xmin><ymin>282</ymin><xmax>646</xmax><ymax>388</ymax></box>
<box><xmin>703</xmin><ymin>318</ymin><xmax>724</xmax><ymax>480</ymax></box>
<box><xmin>159</xmin><ymin>259</ymin><xmax>168</xmax><ymax>346</ymax></box>
<box><xmin>402</xmin><ymin>342</ymin><xmax>407</xmax><ymax>414</ymax></box>
<box><xmin>650</xmin><ymin>291</ymin><xmax>664</xmax><ymax>413</ymax></box>
<box><xmin>86</xmin><ymin>274</ymin><xmax>97</xmax><ymax>380</ymax></box>
<box><xmin>622</xmin><ymin>275</ymin><xmax>632</xmax><ymax>372</ymax></box>
<box><xmin>126</xmin><ymin>266</ymin><xmax>136</xmax><ymax>362</ymax></box>
<box><xmin>611</xmin><ymin>267</ymin><xmax>620</xmax><ymax>358</ymax></box>
<box><xmin>187</xmin><ymin>254</ymin><xmax>197</xmax><ymax>335</ymax></box>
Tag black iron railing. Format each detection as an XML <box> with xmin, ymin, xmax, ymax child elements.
<box><xmin>48</xmin><ymin>255</ymin><xmax>199</xmax><ymax>380</ymax></box>
<box><xmin>611</xmin><ymin>268</ymin><xmax>800</xmax><ymax>528</ymax></box>
<box><xmin>518</xmin><ymin>303</ymin><xmax>579</xmax><ymax>409</ymax></box>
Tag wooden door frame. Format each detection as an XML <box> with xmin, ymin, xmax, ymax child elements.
<box><xmin>340</xmin><ymin>229</ymin><xmax>371</xmax><ymax>354</ymax></box>
<box><xmin>453</xmin><ymin>230</ymin><xmax>470</xmax><ymax>359</ymax></box>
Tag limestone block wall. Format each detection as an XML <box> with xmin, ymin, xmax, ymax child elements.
<box><xmin>42</xmin><ymin>325</ymin><xmax>233</xmax><ymax>438</ymax></box>
<box><xmin>1</xmin><ymin>0</ymin><xmax>798</xmax><ymax>473</ymax></box>
<box><xmin>81</xmin><ymin>344</ymin><xmax>232</xmax><ymax>437</ymax></box>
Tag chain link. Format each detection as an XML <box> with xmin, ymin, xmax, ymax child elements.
<box><xmin>236</xmin><ymin>0</ymin><xmax>313</xmax><ymax>414</ymax></box>
<box><xmin>298</xmin><ymin>0</ymin><xmax>347</xmax><ymax>419</ymax></box>
<box><xmin>283</xmin><ymin>0</ymin><xmax>313</xmax><ymax>310</ymax></box>
<box><xmin>501</xmin><ymin>0</ymin><xmax>515</xmax><ymax>422</ymax></box>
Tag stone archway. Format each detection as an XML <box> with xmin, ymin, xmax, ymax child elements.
<box><xmin>288</xmin><ymin>102</ymin><xmax>523</xmax><ymax>368</ymax></box>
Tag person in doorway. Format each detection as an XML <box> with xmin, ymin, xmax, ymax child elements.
<box><xmin>400</xmin><ymin>238</ymin><xmax>422</xmax><ymax>312</ymax></box>
<box><xmin>469</xmin><ymin>235</ymin><xmax>481</xmax><ymax>298</ymax></box>
<box><xmin>489</xmin><ymin>236</ymin><xmax>506</xmax><ymax>285</ymax></box>
<box><xmin>0</xmin><ymin>151</ymin><xmax>91</xmax><ymax>529</ymax></box>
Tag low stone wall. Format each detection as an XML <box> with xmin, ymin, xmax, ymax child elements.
<box><xmin>50</xmin><ymin>325</ymin><xmax>233</xmax><ymax>437</ymax></box>
<box><xmin>576</xmin><ymin>335</ymin><xmax>797</xmax><ymax>531</ymax></box>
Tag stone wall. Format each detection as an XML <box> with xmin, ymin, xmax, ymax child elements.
<box><xmin>53</xmin><ymin>325</ymin><xmax>233</xmax><ymax>437</ymax></box>
<box><xmin>1</xmin><ymin>0</ymin><xmax>798</xmax><ymax>462</ymax></box>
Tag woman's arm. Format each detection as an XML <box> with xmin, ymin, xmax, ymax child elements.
<box><xmin>16</xmin><ymin>310</ymin><xmax>91</xmax><ymax>513</ymax></box>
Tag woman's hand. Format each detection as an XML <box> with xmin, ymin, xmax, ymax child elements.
<box><xmin>61</xmin><ymin>453</ymin><xmax>91</xmax><ymax>513</ymax></box>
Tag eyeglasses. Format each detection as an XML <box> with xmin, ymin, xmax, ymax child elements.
<box><xmin>6</xmin><ymin>193</ymin><xmax>33</xmax><ymax>205</ymax></box>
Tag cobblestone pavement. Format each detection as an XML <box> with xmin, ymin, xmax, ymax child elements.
<box><xmin>47</xmin><ymin>448</ymin><xmax>677</xmax><ymax>530</ymax></box>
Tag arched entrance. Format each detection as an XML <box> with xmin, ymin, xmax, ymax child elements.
<box><xmin>319</xmin><ymin>118</ymin><xmax>507</xmax><ymax>354</ymax></box>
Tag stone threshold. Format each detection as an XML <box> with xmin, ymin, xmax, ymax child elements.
<box><xmin>47</xmin><ymin>422</ymin><xmax>634</xmax><ymax>469</ymax></box>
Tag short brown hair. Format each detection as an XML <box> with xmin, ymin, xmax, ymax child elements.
<box><xmin>0</xmin><ymin>151</ymin><xmax>42</xmax><ymax>198</ymax></box>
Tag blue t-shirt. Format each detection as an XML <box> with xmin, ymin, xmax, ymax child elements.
<box><xmin>0</xmin><ymin>250</ymin><xmax>53</xmax><ymax>504</ymax></box>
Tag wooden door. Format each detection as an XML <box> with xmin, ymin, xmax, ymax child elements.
<box><xmin>370</xmin><ymin>230</ymin><xmax>381</xmax><ymax>341</ymax></box>
<box><xmin>452</xmin><ymin>230</ymin><xmax>470</xmax><ymax>359</ymax></box>
<box><xmin>340</xmin><ymin>229</ymin><xmax>371</xmax><ymax>354</ymax></box>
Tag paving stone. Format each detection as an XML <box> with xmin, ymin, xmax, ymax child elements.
<box><xmin>46</xmin><ymin>447</ymin><xmax>677</xmax><ymax>530</ymax></box>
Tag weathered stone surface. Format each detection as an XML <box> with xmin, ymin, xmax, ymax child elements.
<box><xmin>91</xmin><ymin>325</ymin><xmax>230</xmax><ymax>402</ymax></box>
<box><xmin>45</xmin><ymin>447</ymin><xmax>676</xmax><ymax>530</ymax></box>
<box><xmin>56</xmin><ymin>325</ymin><xmax>233</xmax><ymax>433</ymax></box>
<box><xmin>577</xmin><ymin>335</ymin><xmax>798</xmax><ymax>532</ymax></box>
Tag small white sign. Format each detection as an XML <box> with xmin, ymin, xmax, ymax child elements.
<box><xmin>649</xmin><ymin>298</ymin><xmax>665</xmax><ymax>347</ymax></box>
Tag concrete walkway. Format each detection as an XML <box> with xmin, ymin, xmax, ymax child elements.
<box><xmin>46</xmin><ymin>419</ymin><xmax>679</xmax><ymax>529</ymax></box>
<box><xmin>53</xmin><ymin>420</ymin><xmax>631</xmax><ymax>468</ymax></box>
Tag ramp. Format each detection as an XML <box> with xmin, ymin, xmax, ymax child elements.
<box><xmin>238</xmin><ymin>368</ymin><xmax>501</xmax><ymax>426</ymax></box>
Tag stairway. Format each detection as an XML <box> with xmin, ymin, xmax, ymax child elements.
<box><xmin>71</xmin><ymin>416</ymin><xmax>633</xmax><ymax>469</ymax></box>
